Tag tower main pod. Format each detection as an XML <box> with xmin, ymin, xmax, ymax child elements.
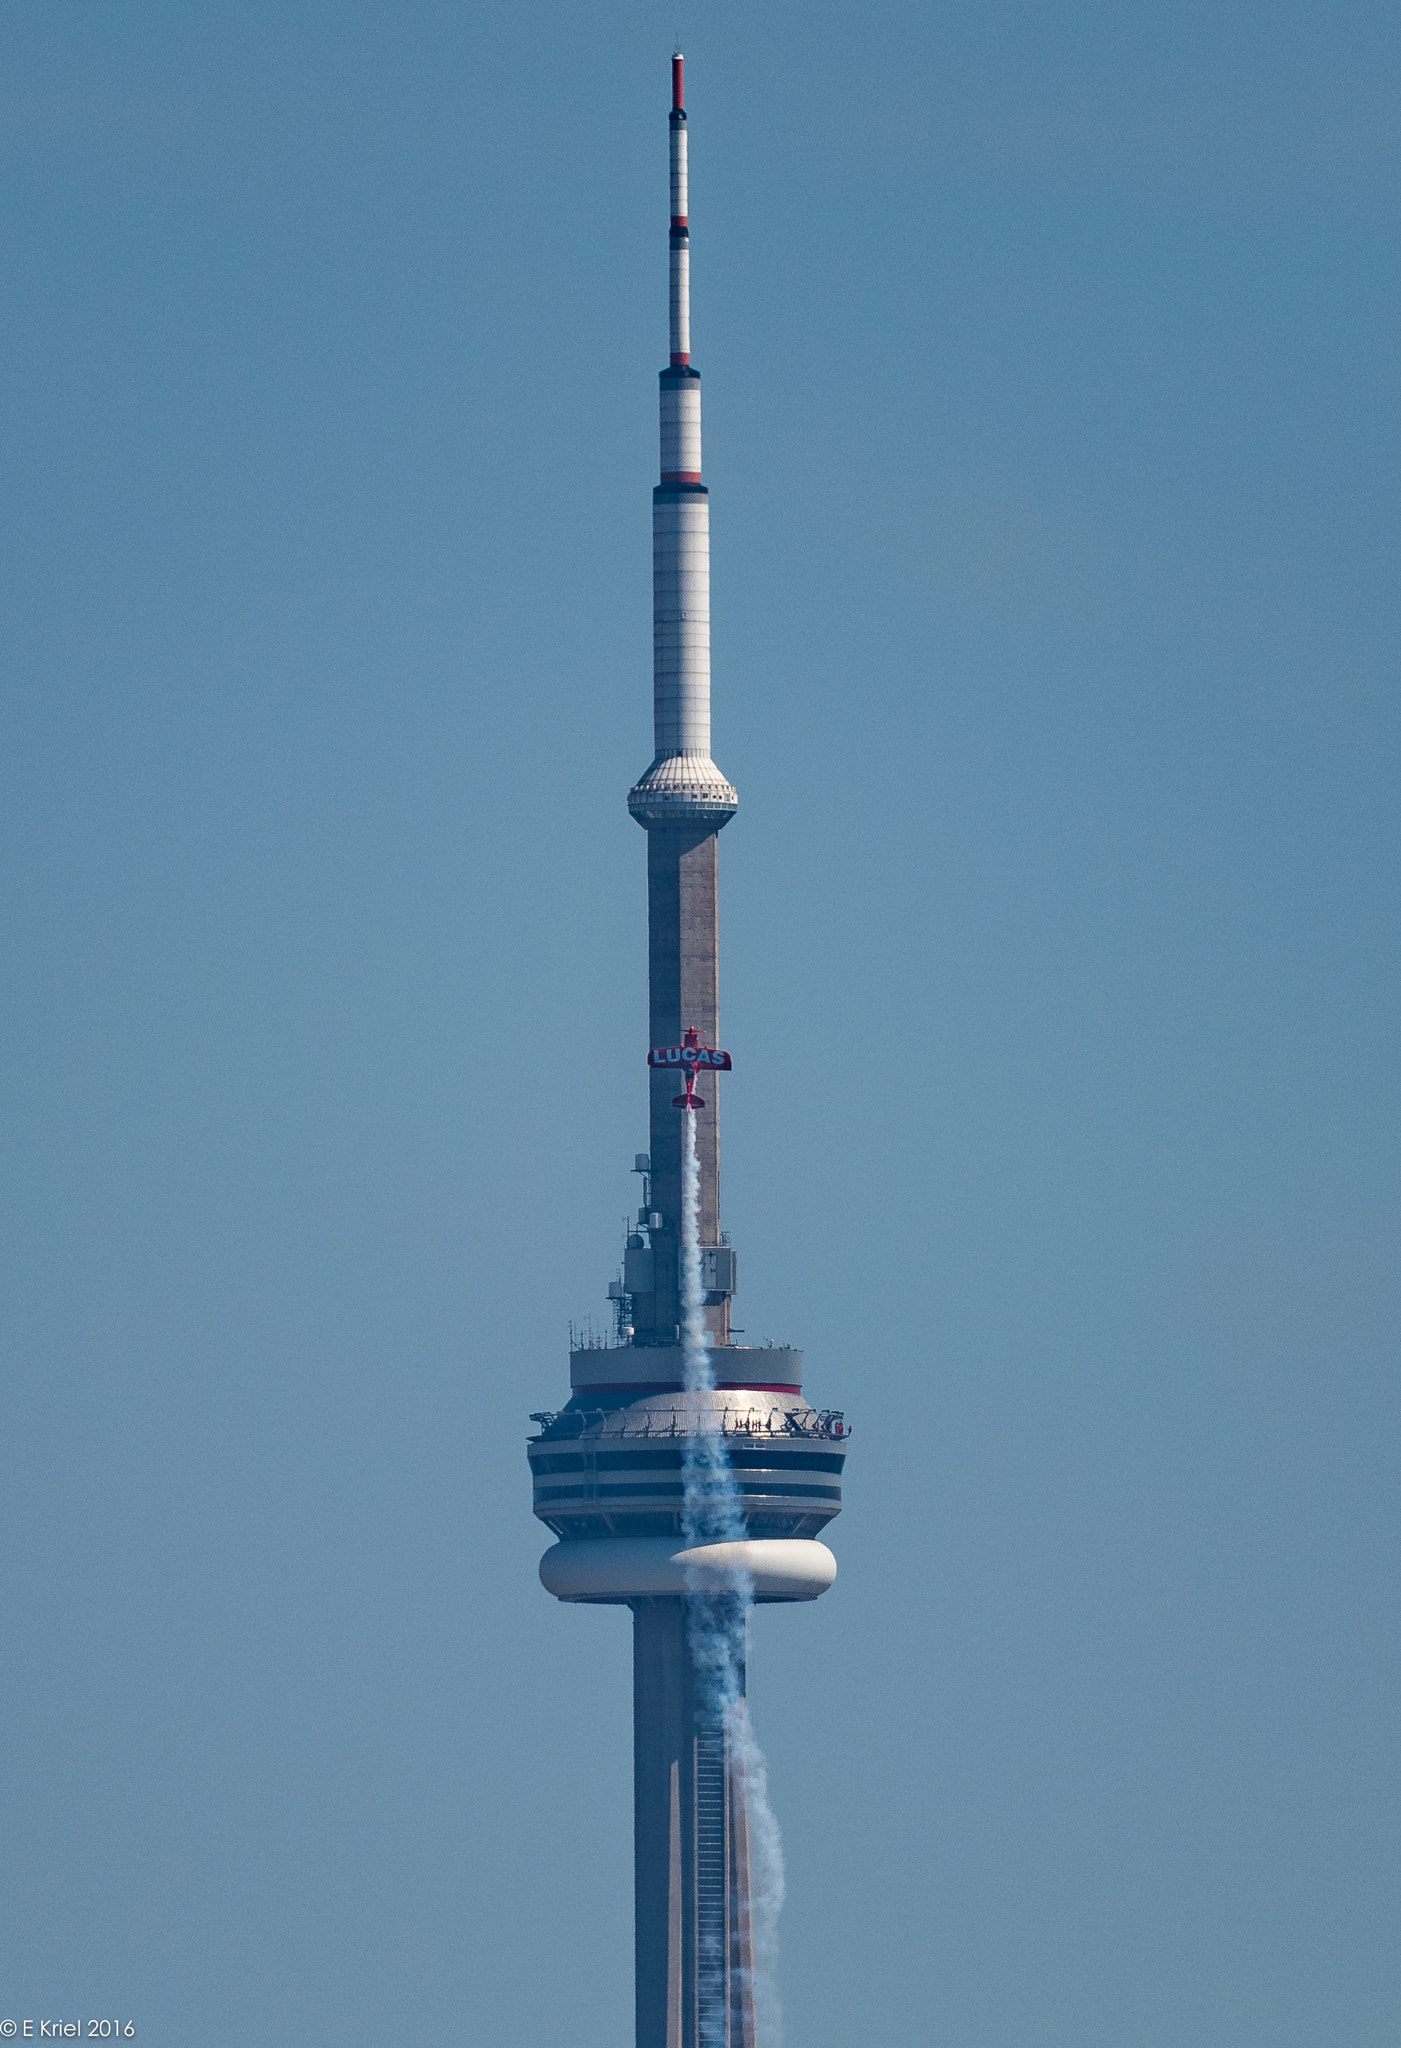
<box><xmin>529</xmin><ymin>59</ymin><xmax>847</xmax><ymax>2048</ymax></box>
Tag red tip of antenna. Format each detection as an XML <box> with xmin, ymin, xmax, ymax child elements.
<box><xmin>672</xmin><ymin>53</ymin><xmax>684</xmax><ymax>111</ymax></box>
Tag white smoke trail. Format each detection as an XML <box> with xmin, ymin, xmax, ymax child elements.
<box><xmin>679</xmin><ymin>1109</ymin><xmax>786</xmax><ymax>2048</ymax></box>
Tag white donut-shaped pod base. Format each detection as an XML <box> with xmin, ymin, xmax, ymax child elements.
<box><xmin>539</xmin><ymin>1536</ymin><xmax>837</xmax><ymax>1604</ymax></box>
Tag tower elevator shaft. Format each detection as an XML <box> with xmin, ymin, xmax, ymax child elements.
<box><xmin>633</xmin><ymin>1598</ymin><xmax>756</xmax><ymax>2048</ymax></box>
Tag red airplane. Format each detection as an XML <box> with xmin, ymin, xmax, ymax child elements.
<box><xmin>647</xmin><ymin>1025</ymin><xmax>733</xmax><ymax>1111</ymax></box>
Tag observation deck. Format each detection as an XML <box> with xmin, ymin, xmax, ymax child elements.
<box><xmin>529</xmin><ymin>1387</ymin><xmax>848</xmax><ymax>1542</ymax></box>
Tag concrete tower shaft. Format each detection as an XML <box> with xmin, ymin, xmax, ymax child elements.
<box><xmin>643</xmin><ymin>826</ymin><xmax>720</xmax><ymax>1340</ymax></box>
<box><xmin>633</xmin><ymin>1600</ymin><xmax>755</xmax><ymax>2048</ymax></box>
<box><xmin>532</xmin><ymin>61</ymin><xmax>847</xmax><ymax>2048</ymax></box>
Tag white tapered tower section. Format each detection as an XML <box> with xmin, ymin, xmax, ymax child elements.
<box><xmin>629</xmin><ymin>52</ymin><xmax>738</xmax><ymax>828</ymax></box>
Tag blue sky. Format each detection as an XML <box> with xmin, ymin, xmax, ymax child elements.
<box><xmin>1</xmin><ymin>3</ymin><xmax>1397</xmax><ymax>2043</ymax></box>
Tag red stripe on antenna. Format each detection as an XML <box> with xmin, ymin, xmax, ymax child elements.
<box><xmin>672</xmin><ymin>54</ymin><xmax>684</xmax><ymax>111</ymax></box>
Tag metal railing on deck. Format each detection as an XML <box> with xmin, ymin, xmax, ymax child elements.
<box><xmin>529</xmin><ymin>1406</ymin><xmax>848</xmax><ymax>1445</ymax></box>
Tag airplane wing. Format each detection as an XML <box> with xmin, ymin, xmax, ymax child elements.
<box><xmin>648</xmin><ymin>1045</ymin><xmax>732</xmax><ymax>1070</ymax></box>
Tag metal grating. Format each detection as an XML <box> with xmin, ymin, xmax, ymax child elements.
<box><xmin>695</xmin><ymin>1729</ymin><xmax>729</xmax><ymax>2047</ymax></box>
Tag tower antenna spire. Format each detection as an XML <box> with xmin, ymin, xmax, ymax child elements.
<box><xmin>668</xmin><ymin>53</ymin><xmax>689</xmax><ymax>366</ymax></box>
<box><xmin>628</xmin><ymin>56</ymin><xmax>737</xmax><ymax>838</ymax></box>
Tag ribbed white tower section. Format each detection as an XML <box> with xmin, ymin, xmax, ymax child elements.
<box><xmin>628</xmin><ymin>53</ymin><xmax>738</xmax><ymax>829</ymax></box>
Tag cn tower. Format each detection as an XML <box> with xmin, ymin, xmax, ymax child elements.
<box><xmin>529</xmin><ymin>57</ymin><xmax>848</xmax><ymax>2048</ymax></box>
